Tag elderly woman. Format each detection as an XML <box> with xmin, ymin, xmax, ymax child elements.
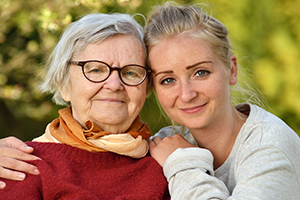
<box><xmin>0</xmin><ymin>13</ymin><xmax>169</xmax><ymax>199</ymax></box>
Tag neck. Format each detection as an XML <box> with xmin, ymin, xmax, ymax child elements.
<box><xmin>94</xmin><ymin>123</ymin><xmax>130</xmax><ymax>134</ymax></box>
<box><xmin>77</xmin><ymin>117</ymin><xmax>132</xmax><ymax>134</ymax></box>
<box><xmin>189</xmin><ymin>106</ymin><xmax>247</xmax><ymax>170</ymax></box>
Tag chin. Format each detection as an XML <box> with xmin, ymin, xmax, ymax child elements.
<box><xmin>182</xmin><ymin>120</ymin><xmax>207</xmax><ymax>130</ymax></box>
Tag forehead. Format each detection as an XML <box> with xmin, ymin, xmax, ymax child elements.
<box><xmin>149</xmin><ymin>35</ymin><xmax>215</xmax><ymax>67</ymax></box>
<box><xmin>74</xmin><ymin>34</ymin><xmax>146</xmax><ymax>64</ymax></box>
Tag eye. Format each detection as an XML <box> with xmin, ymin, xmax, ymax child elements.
<box><xmin>122</xmin><ymin>67</ymin><xmax>144</xmax><ymax>79</ymax></box>
<box><xmin>90</xmin><ymin>68</ymin><xmax>101</xmax><ymax>73</ymax></box>
<box><xmin>124</xmin><ymin>70</ymin><xmax>138</xmax><ymax>77</ymax></box>
<box><xmin>84</xmin><ymin>63</ymin><xmax>108</xmax><ymax>74</ymax></box>
<box><xmin>195</xmin><ymin>70</ymin><xmax>210</xmax><ymax>77</ymax></box>
<box><xmin>160</xmin><ymin>77</ymin><xmax>175</xmax><ymax>85</ymax></box>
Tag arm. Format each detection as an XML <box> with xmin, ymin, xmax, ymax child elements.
<box><xmin>149</xmin><ymin>135</ymin><xmax>229</xmax><ymax>199</ymax></box>
<box><xmin>150</xmin><ymin>135</ymin><xmax>300</xmax><ymax>199</ymax></box>
<box><xmin>0</xmin><ymin>137</ymin><xmax>40</xmax><ymax>189</ymax></box>
<box><xmin>164</xmin><ymin>148</ymin><xmax>229</xmax><ymax>200</ymax></box>
<box><xmin>157</xmin><ymin>145</ymin><xmax>300</xmax><ymax>200</ymax></box>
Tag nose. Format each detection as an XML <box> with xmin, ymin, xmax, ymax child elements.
<box><xmin>102</xmin><ymin>71</ymin><xmax>124</xmax><ymax>91</ymax></box>
<box><xmin>179</xmin><ymin>81</ymin><xmax>197</xmax><ymax>102</ymax></box>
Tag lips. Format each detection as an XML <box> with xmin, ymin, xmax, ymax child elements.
<box><xmin>98</xmin><ymin>98</ymin><xmax>125</xmax><ymax>103</ymax></box>
<box><xmin>179</xmin><ymin>103</ymin><xmax>207</xmax><ymax>114</ymax></box>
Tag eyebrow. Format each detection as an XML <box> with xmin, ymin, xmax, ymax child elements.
<box><xmin>154</xmin><ymin>61</ymin><xmax>213</xmax><ymax>77</ymax></box>
<box><xmin>186</xmin><ymin>61</ymin><xmax>213</xmax><ymax>70</ymax></box>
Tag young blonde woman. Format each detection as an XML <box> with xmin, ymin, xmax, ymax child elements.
<box><xmin>145</xmin><ymin>3</ymin><xmax>300</xmax><ymax>200</ymax></box>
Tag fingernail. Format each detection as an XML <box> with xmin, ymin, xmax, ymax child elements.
<box><xmin>20</xmin><ymin>145</ymin><xmax>33</xmax><ymax>151</ymax></box>
<box><xmin>34</xmin><ymin>169</ymin><xmax>40</xmax><ymax>175</ymax></box>
<box><xmin>17</xmin><ymin>173</ymin><xmax>26</xmax><ymax>180</ymax></box>
<box><xmin>0</xmin><ymin>182</ymin><xmax>6</xmax><ymax>189</ymax></box>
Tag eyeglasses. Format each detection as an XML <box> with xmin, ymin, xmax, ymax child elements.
<box><xmin>69</xmin><ymin>60</ymin><xmax>151</xmax><ymax>86</ymax></box>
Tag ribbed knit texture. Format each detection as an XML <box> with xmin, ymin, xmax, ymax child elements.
<box><xmin>0</xmin><ymin>142</ymin><xmax>170</xmax><ymax>200</ymax></box>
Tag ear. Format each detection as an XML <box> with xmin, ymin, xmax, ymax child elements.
<box><xmin>59</xmin><ymin>85</ymin><xmax>71</xmax><ymax>103</ymax></box>
<box><xmin>229</xmin><ymin>55</ymin><xmax>238</xmax><ymax>85</ymax></box>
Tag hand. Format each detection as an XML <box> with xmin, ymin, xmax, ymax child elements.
<box><xmin>149</xmin><ymin>134</ymin><xmax>197</xmax><ymax>167</ymax></box>
<box><xmin>0</xmin><ymin>137</ymin><xmax>41</xmax><ymax>189</ymax></box>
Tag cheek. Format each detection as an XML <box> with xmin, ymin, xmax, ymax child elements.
<box><xmin>154</xmin><ymin>84</ymin><xmax>172</xmax><ymax>110</ymax></box>
<box><xmin>210</xmin><ymin>76</ymin><xmax>231</xmax><ymax>102</ymax></box>
<box><xmin>68</xmin><ymin>70</ymin><xmax>85</xmax><ymax>96</ymax></box>
<box><xmin>128</xmin><ymin>85</ymin><xmax>147</xmax><ymax>111</ymax></box>
<box><xmin>70</xmin><ymin>78</ymin><xmax>103</xmax><ymax>104</ymax></box>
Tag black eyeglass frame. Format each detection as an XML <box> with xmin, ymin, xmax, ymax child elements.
<box><xmin>69</xmin><ymin>60</ymin><xmax>152</xmax><ymax>86</ymax></box>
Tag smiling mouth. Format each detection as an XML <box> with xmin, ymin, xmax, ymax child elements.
<box><xmin>179</xmin><ymin>103</ymin><xmax>207</xmax><ymax>114</ymax></box>
<box><xmin>98</xmin><ymin>98</ymin><xmax>125</xmax><ymax>103</ymax></box>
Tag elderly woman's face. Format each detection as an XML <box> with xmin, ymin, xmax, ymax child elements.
<box><xmin>62</xmin><ymin>34</ymin><xmax>147</xmax><ymax>133</ymax></box>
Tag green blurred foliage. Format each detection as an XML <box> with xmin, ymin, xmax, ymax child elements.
<box><xmin>0</xmin><ymin>0</ymin><xmax>299</xmax><ymax>141</ymax></box>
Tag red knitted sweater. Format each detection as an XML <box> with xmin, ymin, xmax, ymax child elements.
<box><xmin>0</xmin><ymin>142</ymin><xmax>170</xmax><ymax>200</ymax></box>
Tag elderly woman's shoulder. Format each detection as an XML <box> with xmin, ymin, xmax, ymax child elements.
<box><xmin>152</xmin><ymin>126</ymin><xmax>198</xmax><ymax>145</ymax></box>
<box><xmin>152</xmin><ymin>126</ymin><xmax>181</xmax><ymax>139</ymax></box>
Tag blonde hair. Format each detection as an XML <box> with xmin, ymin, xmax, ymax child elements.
<box><xmin>145</xmin><ymin>2</ymin><xmax>232</xmax><ymax>67</ymax></box>
<box><xmin>144</xmin><ymin>2</ymin><xmax>264</xmax><ymax>134</ymax></box>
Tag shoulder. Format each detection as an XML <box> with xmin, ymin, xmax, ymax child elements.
<box><xmin>238</xmin><ymin>103</ymin><xmax>299</xmax><ymax>144</ymax></box>
<box><xmin>235</xmin><ymin>103</ymin><xmax>300</xmax><ymax>167</ymax></box>
<box><xmin>25</xmin><ymin>142</ymin><xmax>85</xmax><ymax>159</ymax></box>
<box><xmin>153</xmin><ymin>126</ymin><xmax>198</xmax><ymax>145</ymax></box>
<box><xmin>152</xmin><ymin>126</ymin><xmax>181</xmax><ymax>139</ymax></box>
<box><xmin>25</xmin><ymin>141</ymin><xmax>162</xmax><ymax>167</ymax></box>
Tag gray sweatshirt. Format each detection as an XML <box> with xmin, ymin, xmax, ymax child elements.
<box><xmin>154</xmin><ymin>103</ymin><xmax>300</xmax><ymax>199</ymax></box>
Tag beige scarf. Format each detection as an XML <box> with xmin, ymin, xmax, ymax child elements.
<box><xmin>33</xmin><ymin>107</ymin><xmax>151</xmax><ymax>158</ymax></box>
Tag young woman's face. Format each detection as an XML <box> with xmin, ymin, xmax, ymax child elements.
<box><xmin>149</xmin><ymin>35</ymin><xmax>237</xmax><ymax>131</ymax></box>
<box><xmin>62</xmin><ymin>34</ymin><xmax>147</xmax><ymax>133</ymax></box>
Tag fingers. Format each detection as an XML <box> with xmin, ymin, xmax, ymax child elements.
<box><xmin>0</xmin><ymin>155</ymin><xmax>40</xmax><ymax>177</ymax></box>
<box><xmin>0</xmin><ymin>137</ymin><xmax>41</xmax><ymax>161</ymax></box>
<box><xmin>149</xmin><ymin>136</ymin><xmax>162</xmax><ymax>150</ymax></box>
<box><xmin>151</xmin><ymin>136</ymin><xmax>162</xmax><ymax>144</ymax></box>
<box><xmin>0</xmin><ymin>164</ymin><xmax>26</xmax><ymax>181</ymax></box>
<box><xmin>149</xmin><ymin>134</ymin><xmax>197</xmax><ymax>167</ymax></box>
<box><xmin>0</xmin><ymin>154</ymin><xmax>40</xmax><ymax>189</ymax></box>
<box><xmin>1</xmin><ymin>136</ymin><xmax>34</xmax><ymax>153</ymax></box>
<box><xmin>0</xmin><ymin>137</ymin><xmax>41</xmax><ymax>188</ymax></box>
<box><xmin>0</xmin><ymin>181</ymin><xmax>6</xmax><ymax>189</ymax></box>
<box><xmin>0</xmin><ymin>146</ymin><xmax>41</xmax><ymax>161</ymax></box>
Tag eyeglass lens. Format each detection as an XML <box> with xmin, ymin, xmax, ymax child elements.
<box><xmin>83</xmin><ymin>61</ymin><xmax>147</xmax><ymax>85</ymax></box>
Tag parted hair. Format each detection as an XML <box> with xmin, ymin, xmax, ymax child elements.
<box><xmin>144</xmin><ymin>2</ymin><xmax>264</xmax><ymax>130</ymax></box>
<box><xmin>40</xmin><ymin>13</ymin><xmax>152</xmax><ymax>105</ymax></box>
<box><xmin>144</xmin><ymin>2</ymin><xmax>233</xmax><ymax>71</ymax></box>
